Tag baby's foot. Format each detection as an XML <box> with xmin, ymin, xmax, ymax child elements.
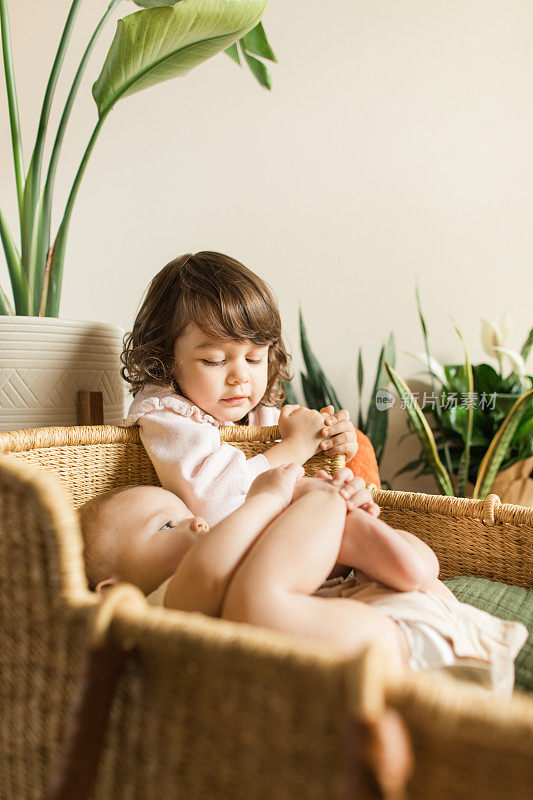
<box><xmin>315</xmin><ymin>468</ymin><xmax>380</xmax><ymax>516</ymax></box>
<box><xmin>248</xmin><ymin>463</ymin><xmax>305</xmax><ymax>509</ymax></box>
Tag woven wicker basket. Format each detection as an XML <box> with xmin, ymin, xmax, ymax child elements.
<box><xmin>0</xmin><ymin>425</ymin><xmax>532</xmax><ymax>800</ymax></box>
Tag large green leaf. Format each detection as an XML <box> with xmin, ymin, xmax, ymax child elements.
<box><xmin>473</xmin><ymin>388</ymin><xmax>533</xmax><ymax>499</ymax></box>
<box><xmin>93</xmin><ymin>0</ymin><xmax>268</xmax><ymax>117</ymax></box>
<box><xmin>133</xmin><ymin>1</ymin><xmax>181</xmax><ymax>7</ymax></box>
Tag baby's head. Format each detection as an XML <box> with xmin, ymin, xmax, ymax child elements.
<box><xmin>79</xmin><ymin>485</ymin><xmax>209</xmax><ymax>595</ymax></box>
<box><xmin>121</xmin><ymin>251</ymin><xmax>291</xmax><ymax>421</ymax></box>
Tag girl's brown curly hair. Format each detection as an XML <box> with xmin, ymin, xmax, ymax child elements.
<box><xmin>121</xmin><ymin>251</ymin><xmax>292</xmax><ymax>408</ymax></box>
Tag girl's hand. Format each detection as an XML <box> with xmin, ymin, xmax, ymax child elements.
<box><xmin>319</xmin><ymin>407</ymin><xmax>358</xmax><ymax>461</ymax></box>
<box><xmin>278</xmin><ymin>405</ymin><xmax>330</xmax><ymax>459</ymax></box>
<box><xmin>316</xmin><ymin>468</ymin><xmax>380</xmax><ymax>516</ymax></box>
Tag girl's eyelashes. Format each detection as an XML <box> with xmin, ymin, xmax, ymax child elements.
<box><xmin>160</xmin><ymin>521</ymin><xmax>176</xmax><ymax>531</ymax></box>
<box><xmin>201</xmin><ymin>357</ymin><xmax>264</xmax><ymax>366</ymax></box>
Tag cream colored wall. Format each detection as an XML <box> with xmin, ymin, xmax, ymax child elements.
<box><xmin>1</xmin><ymin>0</ymin><xmax>532</xmax><ymax>490</ymax></box>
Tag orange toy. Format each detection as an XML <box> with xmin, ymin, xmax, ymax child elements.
<box><xmin>347</xmin><ymin>430</ymin><xmax>381</xmax><ymax>489</ymax></box>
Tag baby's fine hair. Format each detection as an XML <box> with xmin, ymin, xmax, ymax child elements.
<box><xmin>121</xmin><ymin>251</ymin><xmax>291</xmax><ymax>406</ymax></box>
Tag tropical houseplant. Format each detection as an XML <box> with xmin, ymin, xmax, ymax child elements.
<box><xmin>386</xmin><ymin>291</ymin><xmax>533</xmax><ymax>505</ymax></box>
<box><xmin>284</xmin><ymin>310</ymin><xmax>395</xmax><ymax>468</ymax></box>
<box><xmin>0</xmin><ymin>0</ymin><xmax>274</xmax><ymax>429</ymax></box>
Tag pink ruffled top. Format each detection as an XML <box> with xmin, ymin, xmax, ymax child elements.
<box><xmin>124</xmin><ymin>384</ymin><xmax>280</xmax><ymax>525</ymax></box>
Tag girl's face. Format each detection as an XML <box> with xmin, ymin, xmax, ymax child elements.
<box><xmin>172</xmin><ymin>323</ymin><xmax>270</xmax><ymax>422</ymax></box>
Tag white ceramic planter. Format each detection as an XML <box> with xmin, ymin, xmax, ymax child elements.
<box><xmin>0</xmin><ymin>317</ymin><xmax>126</xmax><ymax>431</ymax></box>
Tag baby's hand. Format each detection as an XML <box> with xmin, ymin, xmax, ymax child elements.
<box><xmin>319</xmin><ymin>407</ymin><xmax>358</xmax><ymax>462</ymax></box>
<box><xmin>248</xmin><ymin>463</ymin><xmax>305</xmax><ymax>510</ymax></box>
<box><xmin>278</xmin><ymin>404</ymin><xmax>331</xmax><ymax>459</ymax></box>
<box><xmin>315</xmin><ymin>467</ymin><xmax>380</xmax><ymax>516</ymax></box>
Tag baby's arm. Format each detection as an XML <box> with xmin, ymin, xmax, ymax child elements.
<box><xmin>164</xmin><ymin>464</ymin><xmax>304</xmax><ymax>616</ymax></box>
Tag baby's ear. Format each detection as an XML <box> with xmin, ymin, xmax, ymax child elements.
<box><xmin>94</xmin><ymin>577</ymin><xmax>118</xmax><ymax>594</ymax></box>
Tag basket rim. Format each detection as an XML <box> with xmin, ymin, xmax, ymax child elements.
<box><xmin>0</xmin><ymin>424</ymin><xmax>281</xmax><ymax>453</ymax></box>
<box><xmin>1</xmin><ymin>426</ymin><xmax>532</xmax><ymax>526</ymax></box>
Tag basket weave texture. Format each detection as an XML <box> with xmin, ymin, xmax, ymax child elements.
<box><xmin>0</xmin><ymin>425</ymin><xmax>532</xmax><ymax>800</ymax></box>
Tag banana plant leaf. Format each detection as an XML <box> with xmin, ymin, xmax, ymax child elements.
<box><xmin>473</xmin><ymin>388</ymin><xmax>533</xmax><ymax>499</ymax></box>
<box><xmin>134</xmin><ymin>1</ymin><xmax>180</xmax><ymax>6</ymax></box>
<box><xmin>93</xmin><ymin>0</ymin><xmax>268</xmax><ymax>117</ymax></box>
<box><xmin>385</xmin><ymin>364</ymin><xmax>454</xmax><ymax>496</ymax></box>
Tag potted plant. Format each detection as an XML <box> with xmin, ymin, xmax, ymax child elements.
<box><xmin>0</xmin><ymin>0</ymin><xmax>274</xmax><ymax>429</ymax></box>
<box><xmin>386</xmin><ymin>291</ymin><xmax>533</xmax><ymax>505</ymax></box>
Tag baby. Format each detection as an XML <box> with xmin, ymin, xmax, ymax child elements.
<box><xmin>79</xmin><ymin>467</ymin><xmax>527</xmax><ymax>693</ymax></box>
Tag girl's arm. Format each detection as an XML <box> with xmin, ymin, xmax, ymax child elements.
<box><xmin>139</xmin><ymin>409</ymin><xmax>271</xmax><ymax>525</ymax></box>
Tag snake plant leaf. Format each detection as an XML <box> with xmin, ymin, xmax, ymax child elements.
<box><xmin>385</xmin><ymin>364</ymin><xmax>454</xmax><ymax>496</ymax></box>
<box><xmin>93</xmin><ymin>0</ymin><xmax>268</xmax><ymax>117</ymax></box>
<box><xmin>454</xmin><ymin>325</ymin><xmax>474</xmax><ymax>496</ymax></box>
<box><xmin>473</xmin><ymin>388</ymin><xmax>533</xmax><ymax>499</ymax></box>
<box><xmin>299</xmin><ymin>309</ymin><xmax>342</xmax><ymax>410</ymax></box>
<box><xmin>282</xmin><ymin>380</ymin><xmax>298</xmax><ymax>405</ymax></box>
<box><xmin>365</xmin><ymin>334</ymin><xmax>395</xmax><ymax>465</ymax></box>
<box><xmin>301</xmin><ymin>372</ymin><xmax>322</xmax><ymax>410</ymax></box>
<box><xmin>356</xmin><ymin>348</ymin><xmax>364</xmax><ymax>430</ymax></box>
<box><xmin>521</xmin><ymin>327</ymin><xmax>533</xmax><ymax>362</ymax></box>
<box><xmin>513</xmin><ymin>414</ymin><xmax>533</xmax><ymax>445</ymax></box>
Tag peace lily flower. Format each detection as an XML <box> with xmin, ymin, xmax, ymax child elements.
<box><xmin>481</xmin><ymin>315</ymin><xmax>525</xmax><ymax>376</ymax></box>
<box><xmin>407</xmin><ymin>351</ymin><xmax>447</xmax><ymax>385</ymax></box>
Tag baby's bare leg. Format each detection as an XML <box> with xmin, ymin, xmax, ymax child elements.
<box><xmin>337</xmin><ymin>508</ymin><xmax>447</xmax><ymax>593</ymax></box>
<box><xmin>221</xmin><ymin>487</ymin><xmax>408</xmax><ymax>668</ymax></box>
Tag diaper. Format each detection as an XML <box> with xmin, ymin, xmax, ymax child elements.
<box><xmin>315</xmin><ymin>574</ymin><xmax>528</xmax><ymax>693</ymax></box>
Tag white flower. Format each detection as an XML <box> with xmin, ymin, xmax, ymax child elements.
<box><xmin>481</xmin><ymin>314</ymin><xmax>511</xmax><ymax>359</ymax></box>
<box><xmin>493</xmin><ymin>346</ymin><xmax>526</xmax><ymax>376</ymax></box>
<box><xmin>481</xmin><ymin>314</ymin><xmax>525</xmax><ymax>375</ymax></box>
<box><xmin>406</xmin><ymin>352</ymin><xmax>447</xmax><ymax>385</ymax></box>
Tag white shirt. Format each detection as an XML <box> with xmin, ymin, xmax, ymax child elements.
<box><xmin>124</xmin><ymin>384</ymin><xmax>280</xmax><ymax>525</ymax></box>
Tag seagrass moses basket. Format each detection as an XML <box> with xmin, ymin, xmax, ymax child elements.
<box><xmin>0</xmin><ymin>424</ymin><xmax>532</xmax><ymax>800</ymax></box>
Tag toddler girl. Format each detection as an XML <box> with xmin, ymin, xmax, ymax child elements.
<box><xmin>79</xmin><ymin>467</ymin><xmax>527</xmax><ymax>694</ymax></box>
<box><xmin>122</xmin><ymin>251</ymin><xmax>358</xmax><ymax>525</ymax></box>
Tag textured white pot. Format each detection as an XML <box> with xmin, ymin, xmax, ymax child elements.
<box><xmin>0</xmin><ymin>317</ymin><xmax>126</xmax><ymax>431</ymax></box>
